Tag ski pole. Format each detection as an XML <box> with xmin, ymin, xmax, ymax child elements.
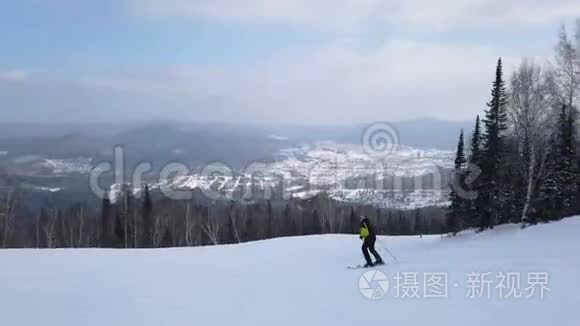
<box><xmin>378</xmin><ymin>239</ymin><xmax>398</xmax><ymax>261</ymax></box>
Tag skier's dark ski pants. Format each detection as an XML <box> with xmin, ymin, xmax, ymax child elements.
<box><xmin>362</xmin><ymin>236</ymin><xmax>382</xmax><ymax>264</ymax></box>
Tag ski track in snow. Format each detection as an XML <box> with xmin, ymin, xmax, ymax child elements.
<box><xmin>0</xmin><ymin>217</ymin><xmax>578</xmax><ymax>326</ymax></box>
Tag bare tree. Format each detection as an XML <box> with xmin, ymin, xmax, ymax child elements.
<box><xmin>184</xmin><ymin>201</ymin><xmax>195</xmax><ymax>246</ymax></box>
<box><xmin>202</xmin><ymin>206</ymin><xmax>220</xmax><ymax>245</ymax></box>
<box><xmin>42</xmin><ymin>209</ymin><xmax>57</xmax><ymax>248</ymax></box>
<box><xmin>35</xmin><ymin>211</ymin><xmax>42</xmax><ymax>248</ymax></box>
<box><xmin>132</xmin><ymin>210</ymin><xmax>138</xmax><ymax>248</ymax></box>
<box><xmin>312</xmin><ymin>194</ymin><xmax>335</xmax><ymax>233</ymax></box>
<box><xmin>576</xmin><ymin>18</ymin><xmax>580</xmax><ymax>44</ymax></box>
<box><xmin>77</xmin><ymin>206</ymin><xmax>85</xmax><ymax>247</ymax></box>
<box><xmin>554</xmin><ymin>24</ymin><xmax>579</xmax><ymax>108</ymax></box>
<box><xmin>116</xmin><ymin>186</ymin><xmax>133</xmax><ymax>248</ymax></box>
<box><xmin>0</xmin><ymin>190</ymin><xmax>17</xmax><ymax>248</ymax></box>
<box><xmin>228</xmin><ymin>205</ymin><xmax>242</xmax><ymax>243</ymax></box>
<box><xmin>508</xmin><ymin>59</ymin><xmax>558</xmax><ymax>223</ymax></box>
<box><xmin>152</xmin><ymin>214</ymin><xmax>163</xmax><ymax>248</ymax></box>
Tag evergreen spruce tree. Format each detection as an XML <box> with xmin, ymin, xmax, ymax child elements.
<box><xmin>467</xmin><ymin>115</ymin><xmax>484</xmax><ymax>228</ymax></box>
<box><xmin>559</xmin><ymin>106</ymin><xmax>578</xmax><ymax>215</ymax></box>
<box><xmin>455</xmin><ymin>129</ymin><xmax>467</xmax><ymax>170</ymax></box>
<box><xmin>537</xmin><ymin>136</ymin><xmax>560</xmax><ymax>221</ymax></box>
<box><xmin>480</xmin><ymin>58</ymin><xmax>509</xmax><ymax>229</ymax></box>
<box><xmin>573</xmin><ymin>108</ymin><xmax>580</xmax><ymax>215</ymax></box>
<box><xmin>447</xmin><ymin>129</ymin><xmax>466</xmax><ymax>235</ymax></box>
<box><xmin>501</xmin><ymin>164</ymin><xmax>524</xmax><ymax>223</ymax></box>
<box><xmin>469</xmin><ymin>115</ymin><xmax>482</xmax><ymax>163</ymax></box>
<box><xmin>537</xmin><ymin>105</ymin><xmax>578</xmax><ymax>220</ymax></box>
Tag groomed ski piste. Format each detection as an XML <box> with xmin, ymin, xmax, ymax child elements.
<box><xmin>1</xmin><ymin>217</ymin><xmax>578</xmax><ymax>326</ymax></box>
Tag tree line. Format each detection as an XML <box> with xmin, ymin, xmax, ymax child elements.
<box><xmin>0</xmin><ymin>186</ymin><xmax>447</xmax><ymax>248</ymax></box>
<box><xmin>447</xmin><ymin>22</ymin><xmax>580</xmax><ymax>234</ymax></box>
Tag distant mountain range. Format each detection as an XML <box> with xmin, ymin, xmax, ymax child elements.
<box><xmin>266</xmin><ymin>118</ymin><xmax>473</xmax><ymax>150</ymax></box>
<box><xmin>0</xmin><ymin>118</ymin><xmax>471</xmax><ymax>161</ymax></box>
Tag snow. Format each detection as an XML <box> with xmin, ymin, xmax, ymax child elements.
<box><xmin>0</xmin><ymin>217</ymin><xmax>577</xmax><ymax>326</ymax></box>
<box><xmin>34</xmin><ymin>186</ymin><xmax>62</xmax><ymax>193</ymax></box>
<box><xmin>285</xmin><ymin>185</ymin><xmax>304</xmax><ymax>192</ymax></box>
<box><xmin>108</xmin><ymin>183</ymin><xmax>143</xmax><ymax>203</ymax></box>
<box><xmin>292</xmin><ymin>189</ymin><xmax>322</xmax><ymax>198</ymax></box>
<box><xmin>328</xmin><ymin>189</ymin><xmax>449</xmax><ymax>209</ymax></box>
<box><xmin>107</xmin><ymin>143</ymin><xmax>452</xmax><ymax>209</ymax></box>
<box><xmin>41</xmin><ymin>157</ymin><xmax>93</xmax><ymax>174</ymax></box>
<box><xmin>268</xmin><ymin>134</ymin><xmax>289</xmax><ymax>141</ymax></box>
<box><xmin>272</xmin><ymin>143</ymin><xmax>453</xmax><ymax>179</ymax></box>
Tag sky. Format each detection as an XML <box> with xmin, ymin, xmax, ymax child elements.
<box><xmin>0</xmin><ymin>0</ymin><xmax>579</xmax><ymax>125</ymax></box>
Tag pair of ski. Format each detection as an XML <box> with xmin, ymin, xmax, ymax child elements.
<box><xmin>347</xmin><ymin>261</ymin><xmax>385</xmax><ymax>270</ymax></box>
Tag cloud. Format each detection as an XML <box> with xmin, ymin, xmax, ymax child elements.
<box><xmin>127</xmin><ymin>0</ymin><xmax>580</xmax><ymax>31</ymax></box>
<box><xmin>0</xmin><ymin>41</ymin><xmax>526</xmax><ymax>124</ymax></box>
<box><xmin>188</xmin><ymin>40</ymin><xmax>521</xmax><ymax>123</ymax></box>
<box><xmin>0</xmin><ymin>70</ymin><xmax>29</xmax><ymax>82</ymax></box>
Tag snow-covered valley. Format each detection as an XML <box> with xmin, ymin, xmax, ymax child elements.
<box><xmin>1</xmin><ymin>142</ymin><xmax>454</xmax><ymax>209</ymax></box>
<box><xmin>150</xmin><ymin>143</ymin><xmax>454</xmax><ymax>209</ymax></box>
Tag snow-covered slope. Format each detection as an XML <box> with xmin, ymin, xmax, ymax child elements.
<box><xmin>1</xmin><ymin>217</ymin><xmax>577</xmax><ymax>325</ymax></box>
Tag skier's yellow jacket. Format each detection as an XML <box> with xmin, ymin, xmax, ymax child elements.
<box><xmin>360</xmin><ymin>222</ymin><xmax>370</xmax><ymax>239</ymax></box>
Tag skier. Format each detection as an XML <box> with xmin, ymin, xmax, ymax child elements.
<box><xmin>359</xmin><ymin>216</ymin><xmax>384</xmax><ymax>267</ymax></box>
